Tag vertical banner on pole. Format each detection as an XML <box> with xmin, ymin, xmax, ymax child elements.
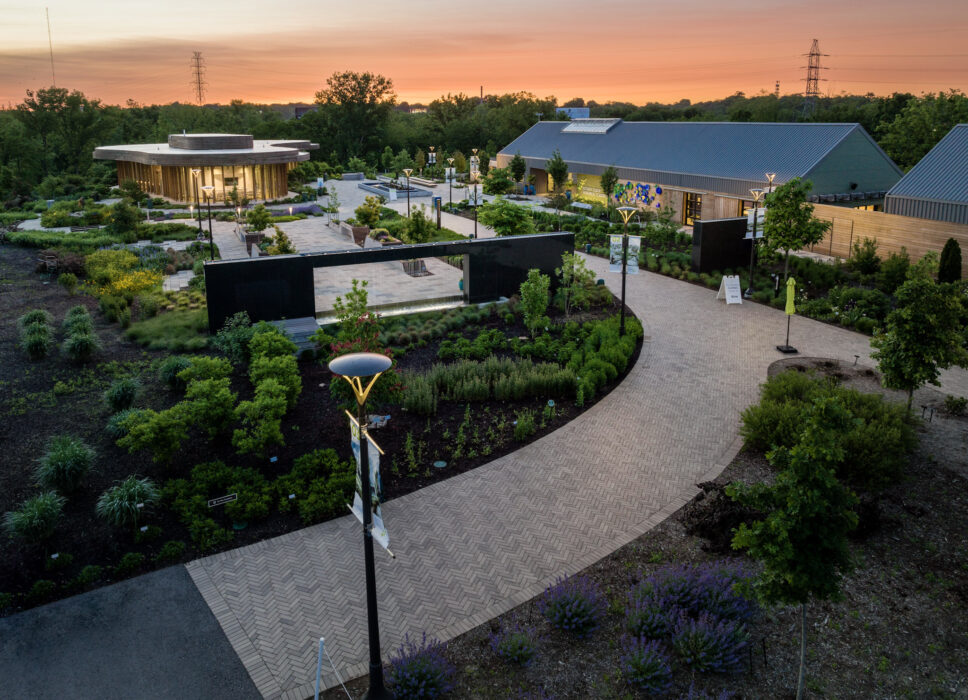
<box><xmin>627</xmin><ymin>236</ymin><xmax>641</xmax><ymax>274</ymax></box>
<box><xmin>348</xmin><ymin>415</ymin><xmax>390</xmax><ymax>551</ymax></box>
<box><xmin>608</xmin><ymin>235</ymin><xmax>623</xmax><ymax>273</ymax></box>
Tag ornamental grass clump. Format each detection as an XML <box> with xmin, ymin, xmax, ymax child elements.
<box><xmin>104</xmin><ymin>377</ymin><xmax>139</xmax><ymax>412</ymax></box>
<box><xmin>62</xmin><ymin>330</ymin><xmax>101</xmax><ymax>363</ymax></box>
<box><xmin>3</xmin><ymin>491</ymin><xmax>65</xmax><ymax>542</ymax></box>
<box><xmin>539</xmin><ymin>574</ymin><xmax>606</xmax><ymax>638</ymax></box>
<box><xmin>385</xmin><ymin>632</ymin><xmax>455</xmax><ymax>700</ymax></box>
<box><xmin>18</xmin><ymin>309</ymin><xmax>54</xmax><ymax>360</ymax></box>
<box><xmin>620</xmin><ymin>636</ymin><xmax>673</xmax><ymax>695</ymax></box>
<box><xmin>158</xmin><ymin>355</ymin><xmax>192</xmax><ymax>390</ymax></box>
<box><xmin>105</xmin><ymin>408</ymin><xmax>144</xmax><ymax>439</ymax></box>
<box><xmin>96</xmin><ymin>476</ymin><xmax>160</xmax><ymax>528</ymax></box>
<box><xmin>489</xmin><ymin>622</ymin><xmax>540</xmax><ymax>666</ymax></box>
<box><xmin>670</xmin><ymin>611</ymin><xmax>748</xmax><ymax>674</ymax></box>
<box><xmin>35</xmin><ymin>435</ymin><xmax>95</xmax><ymax>493</ymax></box>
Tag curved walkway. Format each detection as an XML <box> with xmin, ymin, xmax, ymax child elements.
<box><xmin>184</xmin><ymin>258</ymin><xmax>968</xmax><ymax>699</ymax></box>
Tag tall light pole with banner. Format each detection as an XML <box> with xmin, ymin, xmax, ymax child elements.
<box><xmin>201</xmin><ymin>185</ymin><xmax>215</xmax><ymax>261</ymax></box>
<box><xmin>191</xmin><ymin>168</ymin><xmax>203</xmax><ymax>234</ymax></box>
<box><xmin>446</xmin><ymin>157</ymin><xmax>455</xmax><ymax>210</ymax></box>
<box><xmin>427</xmin><ymin>145</ymin><xmax>436</xmax><ymax>176</ymax></box>
<box><xmin>614</xmin><ymin>206</ymin><xmax>640</xmax><ymax>336</ymax></box>
<box><xmin>327</xmin><ymin>352</ymin><xmax>395</xmax><ymax>700</ymax></box>
<box><xmin>402</xmin><ymin>168</ymin><xmax>413</xmax><ymax>217</ymax></box>
<box><xmin>470</xmin><ymin>149</ymin><xmax>481</xmax><ymax>239</ymax></box>
<box><xmin>743</xmin><ymin>188</ymin><xmax>765</xmax><ymax>299</ymax></box>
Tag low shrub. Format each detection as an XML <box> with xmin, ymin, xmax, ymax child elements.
<box><xmin>35</xmin><ymin>436</ymin><xmax>95</xmax><ymax>492</ymax></box>
<box><xmin>72</xmin><ymin>565</ymin><xmax>104</xmax><ymax>590</ymax></box>
<box><xmin>166</xmin><ymin>461</ymin><xmax>273</xmax><ymax>527</ymax></box>
<box><xmin>211</xmin><ymin>311</ymin><xmax>254</xmax><ymax>365</ymax></box>
<box><xmin>177</xmin><ymin>355</ymin><xmax>233</xmax><ymax>384</ymax></box>
<box><xmin>3</xmin><ymin>491</ymin><xmax>65</xmax><ymax>542</ymax></box>
<box><xmin>625</xmin><ymin>597</ymin><xmax>671</xmax><ymax>639</ymax></box>
<box><xmin>18</xmin><ymin>309</ymin><xmax>54</xmax><ymax>330</ymax></box>
<box><xmin>183</xmin><ymin>378</ymin><xmax>238</xmax><ymax>438</ymax></box>
<box><xmin>96</xmin><ymin>476</ymin><xmax>160</xmax><ymax>527</ymax></box>
<box><xmin>620</xmin><ymin>637</ymin><xmax>673</xmax><ymax>694</ymax></box>
<box><xmin>104</xmin><ymin>377</ymin><xmax>139</xmax><ymax>412</ymax></box>
<box><xmin>116</xmin><ymin>407</ymin><xmax>188</xmax><ymax>463</ymax></box>
<box><xmin>249</xmin><ymin>354</ymin><xmax>302</xmax><ymax>408</ymax></box>
<box><xmin>630</xmin><ymin>561</ymin><xmax>758</xmax><ymax>625</ymax></box>
<box><xmin>20</xmin><ymin>326</ymin><xmax>52</xmax><ymax>360</ymax></box>
<box><xmin>233</xmin><ymin>379</ymin><xmax>288</xmax><ymax>457</ymax></box>
<box><xmin>513</xmin><ymin>408</ymin><xmax>536</xmax><ymax>441</ymax></box>
<box><xmin>57</xmin><ymin>272</ymin><xmax>78</xmax><ymax>295</ymax></box>
<box><xmin>63</xmin><ymin>313</ymin><xmax>94</xmax><ymax>336</ymax></box>
<box><xmin>125</xmin><ymin>309</ymin><xmax>209</xmax><ymax>352</ymax></box>
<box><xmin>106</xmin><ymin>408</ymin><xmax>144</xmax><ymax>439</ymax></box>
<box><xmin>25</xmin><ymin>579</ymin><xmax>58</xmax><ymax>606</ymax></box>
<box><xmin>154</xmin><ymin>539</ymin><xmax>187</xmax><ymax>564</ymax></box>
<box><xmin>539</xmin><ymin>574</ymin><xmax>606</xmax><ymax>638</ymax></box>
<box><xmin>740</xmin><ymin>370</ymin><xmax>916</xmax><ymax>490</ymax></box>
<box><xmin>402</xmin><ymin>373</ymin><xmax>438</xmax><ymax>416</ymax></box>
<box><xmin>158</xmin><ymin>355</ymin><xmax>192</xmax><ymax>390</ymax></box>
<box><xmin>944</xmin><ymin>395</ymin><xmax>967</xmax><ymax>416</ymax></box>
<box><xmin>489</xmin><ymin>622</ymin><xmax>539</xmax><ymax>666</ymax></box>
<box><xmin>274</xmin><ymin>449</ymin><xmax>355</xmax><ymax>525</ymax></box>
<box><xmin>113</xmin><ymin>552</ymin><xmax>146</xmax><ymax>578</ymax></box>
<box><xmin>386</xmin><ymin>632</ymin><xmax>455</xmax><ymax>700</ymax></box>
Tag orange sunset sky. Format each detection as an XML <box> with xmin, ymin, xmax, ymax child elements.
<box><xmin>2</xmin><ymin>0</ymin><xmax>967</xmax><ymax>107</ymax></box>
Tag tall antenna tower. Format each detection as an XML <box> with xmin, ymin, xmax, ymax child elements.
<box><xmin>190</xmin><ymin>51</ymin><xmax>207</xmax><ymax>105</ymax></box>
<box><xmin>801</xmin><ymin>39</ymin><xmax>828</xmax><ymax>116</ymax></box>
<box><xmin>45</xmin><ymin>7</ymin><xmax>56</xmax><ymax>87</ymax></box>
<box><xmin>775</xmin><ymin>80</ymin><xmax>780</xmax><ymax>98</ymax></box>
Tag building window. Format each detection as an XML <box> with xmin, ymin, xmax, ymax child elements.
<box><xmin>684</xmin><ymin>192</ymin><xmax>702</xmax><ymax>225</ymax></box>
<box><xmin>853</xmin><ymin>204</ymin><xmax>881</xmax><ymax>211</ymax></box>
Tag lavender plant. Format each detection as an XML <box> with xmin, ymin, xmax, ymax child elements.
<box><xmin>539</xmin><ymin>574</ymin><xmax>606</xmax><ymax>638</ymax></box>
<box><xmin>632</xmin><ymin>561</ymin><xmax>758</xmax><ymax>624</ymax></box>
<box><xmin>624</xmin><ymin>596</ymin><xmax>671</xmax><ymax>639</ymax></box>
<box><xmin>620</xmin><ymin>636</ymin><xmax>673</xmax><ymax>695</ymax></box>
<box><xmin>670</xmin><ymin>611</ymin><xmax>748</xmax><ymax>674</ymax></box>
<box><xmin>385</xmin><ymin>632</ymin><xmax>455</xmax><ymax>699</ymax></box>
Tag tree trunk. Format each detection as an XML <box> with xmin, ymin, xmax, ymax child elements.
<box><xmin>907</xmin><ymin>388</ymin><xmax>914</xmax><ymax>414</ymax></box>
<box><xmin>796</xmin><ymin>603</ymin><xmax>806</xmax><ymax>700</ymax></box>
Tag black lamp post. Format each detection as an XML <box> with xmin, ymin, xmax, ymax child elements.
<box><xmin>191</xmin><ymin>168</ymin><xmax>203</xmax><ymax>234</ymax></box>
<box><xmin>446</xmin><ymin>157</ymin><xmax>454</xmax><ymax>211</ymax></box>
<box><xmin>201</xmin><ymin>185</ymin><xmax>215</xmax><ymax>261</ymax></box>
<box><xmin>327</xmin><ymin>352</ymin><xmax>395</xmax><ymax>700</ymax></box>
<box><xmin>743</xmin><ymin>188</ymin><xmax>765</xmax><ymax>299</ymax></box>
<box><xmin>470</xmin><ymin>149</ymin><xmax>480</xmax><ymax>239</ymax></box>
<box><xmin>402</xmin><ymin>168</ymin><xmax>413</xmax><ymax>218</ymax></box>
<box><xmin>616</xmin><ymin>206</ymin><xmax>636</xmax><ymax>336</ymax></box>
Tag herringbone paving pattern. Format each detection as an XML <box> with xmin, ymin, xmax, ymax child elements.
<box><xmin>187</xmin><ymin>258</ymin><xmax>968</xmax><ymax>699</ymax></box>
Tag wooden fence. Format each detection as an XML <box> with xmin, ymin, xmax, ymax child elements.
<box><xmin>810</xmin><ymin>204</ymin><xmax>968</xmax><ymax>276</ymax></box>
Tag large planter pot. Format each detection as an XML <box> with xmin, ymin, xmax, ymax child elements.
<box><xmin>351</xmin><ymin>226</ymin><xmax>370</xmax><ymax>247</ymax></box>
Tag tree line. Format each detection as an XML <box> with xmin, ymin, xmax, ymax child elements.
<box><xmin>1</xmin><ymin>73</ymin><xmax>966</xmax><ymax>207</ymax></box>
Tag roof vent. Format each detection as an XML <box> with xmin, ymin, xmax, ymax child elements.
<box><xmin>562</xmin><ymin>118</ymin><xmax>622</xmax><ymax>134</ymax></box>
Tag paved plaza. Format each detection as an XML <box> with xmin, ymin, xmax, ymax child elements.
<box><xmin>7</xmin><ymin>188</ymin><xmax>968</xmax><ymax>699</ymax></box>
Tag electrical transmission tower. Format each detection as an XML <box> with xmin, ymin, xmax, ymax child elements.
<box><xmin>801</xmin><ymin>39</ymin><xmax>828</xmax><ymax>117</ymax></box>
<box><xmin>190</xmin><ymin>51</ymin><xmax>207</xmax><ymax>105</ymax></box>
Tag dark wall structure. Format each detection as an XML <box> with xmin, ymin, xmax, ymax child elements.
<box><xmin>205</xmin><ymin>232</ymin><xmax>574</xmax><ymax>331</ymax></box>
<box><xmin>691</xmin><ymin>218</ymin><xmax>752</xmax><ymax>274</ymax></box>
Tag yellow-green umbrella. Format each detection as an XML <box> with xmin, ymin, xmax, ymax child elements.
<box><xmin>785</xmin><ymin>277</ymin><xmax>796</xmax><ymax>315</ymax></box>
<box><xmin>778</xmin><ymin>277</ymin><xmax>798</xmax><ymax>353</ymax></box>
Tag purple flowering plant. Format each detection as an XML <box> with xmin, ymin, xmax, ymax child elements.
<box><xmin>539</xmin><ymin>574</ymin><xmax>607</xmax><ymax>638</ymax></box>
<box><xmin>385</xmin><ymin>632</ymin><xmax>455</xmax><ymax>699</ymax></box>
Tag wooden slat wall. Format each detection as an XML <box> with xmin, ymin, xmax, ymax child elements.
<box><xmin>811</xmin><ymin>204</ymin><xmax>968</xmax><ymax>277</ymax></box>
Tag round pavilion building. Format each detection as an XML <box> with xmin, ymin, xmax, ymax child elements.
<box><xmin>93</xmin><ymin>133</ymin><xmax>318</xmax><ymax>203</ymax></box>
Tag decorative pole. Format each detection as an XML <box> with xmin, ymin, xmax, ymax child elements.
<box><xmin>201</xmin><ymin>185</ymin><xmax>215</xmax><ymax>261</ymax></box>
<box><xmin>446</xmin><ymin>157</ymin><xmax>454</xmax><ymax>210</ymax></box>
<box><xmin>402</xmin><ymin>168</ymin><xmax>413</xmax><ymax>217</ymax></box>
<box><xmin>327</xmin><ymin>353</ymin><xmax>394</xmax><ymax>700</ymax></box>
<box><xmin>191</xmin><ymin>168</ymin><xmax>202</xmax><ymax>234</ymax></box>
<box><xmin>743</xmin><ymin>188</ymin><xmax>765</xmax><ymax>299</ymax></box>
<box><xmin>616</xmin><ymin>206</ymin><xmax>636</xmax><ymax>336</ymax></box>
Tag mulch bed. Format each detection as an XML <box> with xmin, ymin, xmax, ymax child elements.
<box><xmin>0</xmin><ymin>244</ymin><xmax>638</xmax><ymax>613</ymax></box>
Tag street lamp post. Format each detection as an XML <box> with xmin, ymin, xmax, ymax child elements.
<box><xmin>427</xmin><ymin>146</ymin><xmax>436</xmax><ymax>177</ymax></box>
<box><xmin>402</xmin><ymin>168</ymin><xmax>413</xmax><ymax>217</ymax></box>
<box><xmin>191</xmin><ymin>168</ymin><xmax>203</xmax><ymax>234</ymax></box>
<box><xmin>616</xmin><ymin>206</ymin><xmax>636</xmax><ymax>336</ymax></box>
<box><xmin>470</xmin><ymin>149</ymin><xmax>481</xmax><ymax>239</ymax></box>
<box><xmin>743</xmin><ymin>188</ymin><xmax>765</xmax><ymax>299</ymax></box>
<box><xmin>446</xmin><ymin>158</ymin><xmax>454</xmax><ymax>210</ymax></box>
<box><xmin>201</xmin><ymin>185</ymin><xmax>215</xmax><ymax>261</ymax></box>
<box><xmin>327</xmin><ymin>352</ymin><xmax>395</xmax><ymax>700</ymax></box>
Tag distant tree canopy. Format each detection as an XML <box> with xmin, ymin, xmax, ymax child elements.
<box><xmin>0</xmin><ymin>81</ymin><xmax>961</xmax><ymax>206</ymax></box>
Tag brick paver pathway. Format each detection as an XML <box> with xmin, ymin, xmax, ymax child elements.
<box><xmin>187</xmin><ymin>257</ymin><xmax>968</xmax><ymax>699</ymax></box>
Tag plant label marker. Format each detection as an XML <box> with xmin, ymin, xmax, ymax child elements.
<box><xmin>140</xmin><ymin>526</ymin><xmax>148</xmax><ymax>533</ymax></box>
<box><xmin>207</xmin><ymin>493</ymin><xmax>238</xmax><ymax>508</ymax></box>
<box><xmin>269</xmin><ymin>456</ymin><xmax>278</xmax><ymax>463</ymax></box>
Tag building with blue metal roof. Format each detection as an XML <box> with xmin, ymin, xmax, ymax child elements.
<box><xmin>884</xmin><ymin>124</ymin><xmax>968</xmax><ymax>225</ymax></box>
<box><xmin>496</xmin><ymin>119</ymin><xmax>902</xmax><ymax>225</ymax></box>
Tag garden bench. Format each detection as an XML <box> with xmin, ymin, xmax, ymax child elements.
<box><xmin>410</xmin><ymin>176</ymin><xmax>437</xmax><ymax>188</ymax></box>
<box><xmin>69</xmin><ymin>225</ymin><xmax>99</xmax><ymax>232</ymax></box>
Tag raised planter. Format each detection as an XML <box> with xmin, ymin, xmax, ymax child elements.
<box><xmin>338</xmin><ymin>221</ymin><xmax>370</xmax><ymax>247</ymax></box>
<box><xmin>341</xmin><ymin>172</ymin><xmax>365</xmax><ymax>181</ymax></box>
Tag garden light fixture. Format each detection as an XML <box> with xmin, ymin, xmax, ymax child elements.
<box><xmin>743</xmin><ymin>188</ymin><xmax>765</xmax><ymax>299</ymax></box>
<box><xmin>616</xmin><ymin>206</ymin><xmax>637</xmax><ymax>336</ymax></box>
<box><xmin>191</xmin><ymin>168</ymin><xmax>202</xmax><ymax>233</ymax></box>
<box><xmin>402</xmin><ymin>168</ymin><xmax>413</xmax><ymax>217</ymax></box>
<box><xmin>327</xmin><ymin>352</ymin><xmax>394</xmax><ymax>700</ymax></box>
<box><xmin>201</xmin><ymin>185</ymin><xmax>215</xmax><ymax>261</ymax></box>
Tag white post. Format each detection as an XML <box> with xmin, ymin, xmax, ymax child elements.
<box><xmin>314</xmin><ymin>637</ymin><xmax>325</xmax><ymax>700</ymax></box>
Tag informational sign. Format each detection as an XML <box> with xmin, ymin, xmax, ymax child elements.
<box><xmin>207</xmin><ymin>493</ymin><xmax>238</xmax><ymax>508</ymax></box>
<box><xmin>317</xmin><ymin>177</ymin><xmax>324</xmax><ymax>188</ymax></box>
<box><xmin>716</xmin><ymin>275</ymin><xmax>743</xmax><ymax>304</ymax></box>
<box><xmin>608</xmin><ymin>235</ymin><xmax>640</xmax><ymax>274</ymax></box>
<box><xmin>387</xmin><ymin>188</ymin><xmax>397</xmax><ymax>201</ymax></box>
<box><xmin>445</xmin><ymin>167</ymin><xmax>455</xmax><ymax>182</ymax></box>
<box><xmin>348</xmin><ymin>414</ymin><xmax>390</xmax><ymax>552</ymax></box>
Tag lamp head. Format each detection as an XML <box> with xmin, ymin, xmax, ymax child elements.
<box><xmin>328</xmin><ymin>352</ymin><xmax>393</xmax><ymax>405</ymax></box>
<box><xmin>750</xmin><ymin>188</ymin><xmax>765</xmax><ymax>203</ymax></box>
<box><xmin>765</xmin><ymin>172</ymin><xmax>776</xmax><ymax>184</ymax></box>
<box><xmin>402</xmin><ymin>168</ymin><xmax>413</xmax><ymax>178</ymax></box>
<box><xmin>191</xmin><ymin>168</ymin><xmax>200</xmax><ymax>177</ymax></box>
<box><xmin>616</xmin><ymin>205</ymin><xmax>637</xmax><ymax>225</ymax></box>
<box><xmin>447</xmin><ymin>157</ymin><xmax>454</xmax><ymax>165</ymax></box>
<box><xmin>201</xmin><ymin>185</ymin><xmax>214</xmax><ymax>199</ymax></box>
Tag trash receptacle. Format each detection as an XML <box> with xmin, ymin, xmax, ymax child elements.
<box><xmin>584</xmin><ymin>243</ymin><xmax>592</xmax><ymax>253</ymax></box>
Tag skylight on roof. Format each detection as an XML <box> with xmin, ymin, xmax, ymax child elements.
<box><xmin>562</xmin><ymin>118</ymin><xmax>622</xmax><ymax>134</ymax></box>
